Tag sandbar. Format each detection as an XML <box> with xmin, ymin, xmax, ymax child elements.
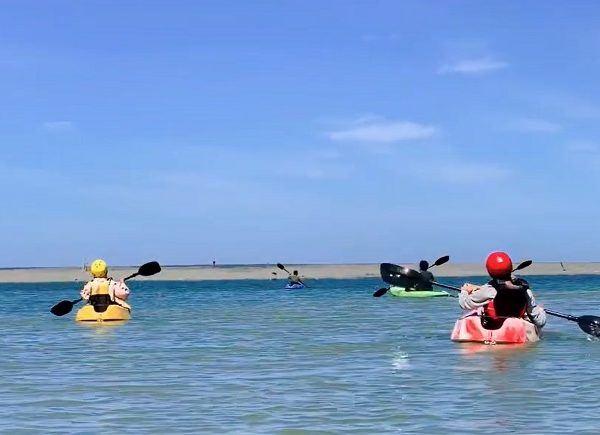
<box><xmin>0</xmin><ymin>262</ymin><xmax>598</xmax><ymax>283</ymax></box>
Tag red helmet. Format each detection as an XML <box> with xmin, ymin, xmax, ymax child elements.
<box><xmin>485</xmin><ymin>251</ymin><xmax>513</xmax><ymax>279</ymax></box>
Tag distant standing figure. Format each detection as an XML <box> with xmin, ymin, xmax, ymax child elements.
<box><xmin>213</xmin><ymin>259</ymin><xmax>216</xmax><ymax>267</ymax></box>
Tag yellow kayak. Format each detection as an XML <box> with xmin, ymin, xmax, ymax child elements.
<box><xmin>75</xmin><ymin>304</ymin><xmax>131</xmax><ymax>322</ymax></box>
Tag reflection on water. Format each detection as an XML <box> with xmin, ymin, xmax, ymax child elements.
<box><xmin>391</xmin><ymin>349</ymin><xmax>411</xmax><ymax>370</ymax></box>
<box><xmin>0</xmin><ymin>276</ymin><xmax>600</xmax><ymax>433</ymax></box>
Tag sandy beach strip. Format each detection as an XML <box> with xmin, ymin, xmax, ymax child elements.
<box><xmin>0</xmin><ymin>262</ymin><xmax>599</xmax><ymax>283</ymax></box>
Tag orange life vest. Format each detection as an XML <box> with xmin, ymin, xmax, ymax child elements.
<box><xmin>482</xmin><ymin>279</ymin><xmax>529</xmax><ymax>328</ymax></box>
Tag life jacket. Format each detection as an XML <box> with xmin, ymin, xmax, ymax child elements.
<box><xmin>482</xmin><ymin>278</ymin><xmax>529</xmax><ymax>329</ymax></box>
<box><xmin>89</xmin><ymin>278</ymin><xmax>115</xmax><ymax>312</ymax></box>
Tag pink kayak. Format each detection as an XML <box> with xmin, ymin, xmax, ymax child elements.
<box><xmin>451</xmin><ymin>314</ymin><xmax>541</xmax><ymax>344</ymax></box>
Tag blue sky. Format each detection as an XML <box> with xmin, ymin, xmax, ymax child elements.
<box><xmin>2</xmin><ymin>0</ymin><xmax>600</xmax><ymax>266</ymax></box>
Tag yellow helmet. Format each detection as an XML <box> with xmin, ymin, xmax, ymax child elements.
<box><xmin>90</xmin><ymin>259</ymin><xmax>108</xmax><ymax>278</ymax></box>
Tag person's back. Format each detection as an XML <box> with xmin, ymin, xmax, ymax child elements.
<box><xmin>289</xmin><ymin>270</ymin><xmax>302</xmax><ymax>284</ymax></box>
<box><xmin>80</xmin><ymin>259</ymin><xmax>131</xmax><ymax>311</ymax></box>
<box><xmin>459</xmin><ymin>252</ymin><xmax>546</xmax><ymax>328</ymax></box>
<box><xmin>414</xmin><ymin>260</ymin><xmax>434</xmax><ymax>291</ymax></box>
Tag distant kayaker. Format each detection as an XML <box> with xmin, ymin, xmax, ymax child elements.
<box><xmin>288</xmin><ymin>270</ymin><xmax>304</xmax><ymax>285</ymax></box>
<box><xmin>415</xmin><ymin>260</ymin><xmax>434</xmax><ymax>291</ymax></box>
<box><xmin>80</xmin><ymin>259</ymin><xmax>131</xmax><ymax>310</ymax></box>
<box><xmin>459</xmin><ymin>252</ymin><xmax>546</xmax><ymax>329</ymax></box>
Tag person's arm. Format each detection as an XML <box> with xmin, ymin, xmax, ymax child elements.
<box><xmin>109</xmin><ymin>279</ymin><xmax>130</xmax><ymax>300</ymax></box>
<box><xmin>525</xmin><ymin>289</ymin><xmax>546</xmax><ymax>327</ymax></box>
<box><xmin>458</xmin><ymin>284</ymin><xmax>496</xmax><ymax>310</ymax></box>
<box><xmin>80</xmin><ymin>282</ymin><xmax>91</xmax><ymax>300</ymax></box>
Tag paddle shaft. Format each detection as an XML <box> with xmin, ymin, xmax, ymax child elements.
<box><xmin>544</xmin><ymin>309</ymin><xmax>579</xmax><ymax>322</ymax></box>
<box><xmin>428</xmin><ymin>281</ymin><xmax>460</xmax><ymax>292</ymax></box>
<box><xmin>122</xmin><ymin>273</ymin><xmax>139</xmax><ymax>282</ymax></box>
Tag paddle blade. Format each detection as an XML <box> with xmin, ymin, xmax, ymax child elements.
<box><xmin>577</xmin><ymin>315</ymin><xmax>600</xmax><ymax>337</ymax></box>
<box><xmin>277</xmin><ymin>263</ymin><xmax>285</xmax><ymax>270</ymax></box>
<box><xmin>373</xmin><ymin>287</ymin><xmax>389</xmax><ymax>297</ymax></box>
<box><xmin>380</xmin><ymin>263</ymin><xmax>423</xmax><ymax>286</ymax></box>
<box><xmin>137</xmin><ymin>261</ymin><xmax>161</xmax><ymax>277</ymax></box>
<box><xmin>50</xmin><ymin>300</ymin><xmax>75</xmax><ymax>316</ymax></box>
<box><xmin>514</xmin><ymin>260</ymin><xmax>532</xmax><ymax>271</ymax></box>
<box><xmin>432</xmin><ymin>255</ymin><xmax>450</xmax><ymax>267</ymax></box>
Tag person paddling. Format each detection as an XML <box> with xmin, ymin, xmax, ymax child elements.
<box><xmin>403</xmin><ymin>260</ymin><xmax>434</xmax><ymax>291</ymax></box>
<box><xmin>414</xmin><ymin>260</ymin><xmax>435</xmax><ymax>291</ymax></box>
<box><xmin>80</xmin><ymin>259</ymin><xmax>131</xmax><ymax>311</ymax></box>
<box><xmin>459</xmin><ymin>252</ymin><xmax>546</xmax><ymax>329</ymax></box>
<box><xmin>288</xmin><ymin>270</ymin><xmax>305</xmax><ymax>286</ymax></box>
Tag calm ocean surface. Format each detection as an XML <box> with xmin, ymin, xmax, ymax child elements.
<box><xmin>1</xmin><ymin>275</ymin><xmax>600</xmax><ymax>434</ymax></box>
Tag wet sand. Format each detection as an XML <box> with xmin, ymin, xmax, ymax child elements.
<box><xmin>0</xmin><ymin>262</ymin><xmax>598</xmax><ymax>283</ymax></box>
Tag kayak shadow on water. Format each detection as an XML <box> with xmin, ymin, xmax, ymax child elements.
<box><xmin>76</xmin><ymin>321</ymin><xmax>129</xmax><ymax>334</ymax></box>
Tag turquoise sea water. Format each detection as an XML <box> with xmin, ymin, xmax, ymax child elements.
<box><xmin>1</xmin><ymin>275</ymin><xmax>600</xmax><ymax>434</ymax></box>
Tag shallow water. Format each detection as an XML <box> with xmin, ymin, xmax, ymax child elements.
<box><xmin>1</xmin><ymin>275</ymin><xmax>600</xmax><ymax>434</ymax></box>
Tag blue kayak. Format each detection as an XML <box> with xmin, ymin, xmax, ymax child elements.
<box><xmin>285</xmin><ymin>283</ymin><xmax>305</xmax><ymax>290</ymax></box>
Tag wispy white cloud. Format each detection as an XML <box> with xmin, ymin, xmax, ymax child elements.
<box><xmin>567</xmin><ymin>141</ymin><xmax>599</xmax><ymax>153</ymax></box>
<box><xmin>563</xmin><ymin>101</ymin><xmax>600</xmax><ymax>119</ymax></box>
<box><xmin>438</xmin><ymin>57</ymin><xmax>508</xmax><ymax>75</ymax></box>
<box><xmin>314</xmin><ymin>149</ymin><xmax>344</xmax><ymax>160</ymax></box>
<box><xmin>510</xmin><ymin>118</ymin><xmax>562</xmax><ymax>133</ymax></box>
<box><xmin>515</xmin><ymin>88</ymin><xmax>600</xmax><ymax>120</ymax></box>
<box><xmin>328</xmin><ymin>119</ymin><xmax>437</xmax><ymax>143</ymax></box>
<box><xmin>271</xmin><ymin>148</ymin><xmax>352</xmax><ymax>180</ymax></box>
<box><xmin>42</xmin><ymin>121</ymin><xmax>74</xmax><ymax>132</ymax></box>
<box><xmin>566</xmin><ymin>141</ymin><xmax>600</xmax><ymax>168</ymax></box>
<box><xmin>413</xmin><ymin>160</ymin><xmax>511</xmax><ymax>184</ymax></box>
<box><xmin>302</xmin><ymin>164</ymin><xmax>353</xmax><ymax>180</ymax></box>
<box><xmin>545</xmin><ymin>94</ymin><xmax>600</xmax><ymax>120</ymax></box>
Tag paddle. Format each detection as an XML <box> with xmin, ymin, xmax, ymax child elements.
<box><xmin>50</xmin><ymin>261</ymin><xmax>162</xmax><ymax>317</ymax></box>
<box><xmin>277</xmin><ymin>263</ymin><xmax>309</xmax><ymax>288</ymax></box>
<box><xmin>381</xmin><ymin>261</ymin><xmax>600</xmax><ymax>338</ymax></box>
<box><xmin>373</xmin><ymin>255</ymin><xmax>450</xmax><ymax>297</ymax></box>
<box><xmin>544</xmin><ymin>310</ymin><xmax>600</xmax><ymax>337</ymax></box>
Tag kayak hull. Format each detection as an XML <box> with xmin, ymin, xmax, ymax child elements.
<box><xmin>389</xmin><ymin>286</ymin><xmax>449</xmax><ymax>298</ymax></box>
<box><xmin>285</xmin><ymin>284</ymin><xmax>305</xmax><ymax>290</ymax></box>
<box><xmin>451</xmin><ymin>315</ymin><xmax>541</xmax><ymax>344</ymax></box>
<box><xmin>285</xmin><ymin>283</ymin><xmax>305</xmax><ymax>290</ymax></box>
<box><xmin>75</xmin><ymin>304</ymin><xmax>131</xmax><ymax>322</ymax></box>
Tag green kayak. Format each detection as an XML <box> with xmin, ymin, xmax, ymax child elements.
<box><xmin>389</xmin><ymin>286</ymin><xmax>449</xmax><ymax>298</ymax></box>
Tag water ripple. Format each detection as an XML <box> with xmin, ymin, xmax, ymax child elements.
<box><xmin>0</xmin><ymin>277</ymin><xmax>599</xmax><ymax>433</ymax></box>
